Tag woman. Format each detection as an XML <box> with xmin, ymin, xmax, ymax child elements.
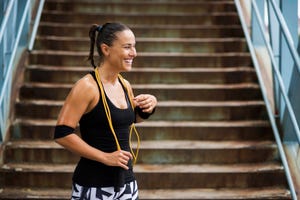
<box><xmin>54</xmin><ymin>22</ymin><xmax>157</xmax><ymax>200</ymax></box>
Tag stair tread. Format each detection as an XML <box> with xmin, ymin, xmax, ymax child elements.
<box><xmin>0</xmin><ymin>187</ymin><xmax>290</xmax><ymax>199</ymax></box>
<box><xmin>31</xmin><ymin>50</ymin><xmax>249</xmax><ymax>56</ymax></box>
<box><xmin>140</xmin><ymin>140</ymin><xmax>276</xmax><ymax>149</ymax></box>
<box><xmin>1</xmin><ymin>162</ymin><xmax>282</xmax><ymax>173</ymax></box>
<box><xmin>14</xmin><ymin>118</ymin><xmax>270</xmax><ymax>127</ymax></box>
<box><xmin>14</xmin><ymin>118</ymin><xmax>57</xmax><ymax>126</ymax></box>
<box><xmin>16</xmin><ymin>99</ymin><xmax>265</xmax><ymax>106</ymax></box>
<box><xmin>23</xmin><ymin>82</ymin><xmax>260</xmax><ymax>89</ymax></box>
<box><xmin>43</xmin><ymin>10</ymin><xmax>238</xmax><ymax>16</ymax></box>
<box><xmin>134</xmin><ymin>120</ymin><xmax>270</xmax><ymax>127</ymax></box>
<box><xmin>36</xmin><ymin>35</ymin><xmax>246</xmax><ymax>42</ymax></box>
<box><xmin>5</xmin><ymin>140</ymin><xmax>276</xmax><ymax>149</ymax></box>
<box><xmin>44</xmin><ymin>1</ymin><xmax>234</xmax><ymax>6</ymax></box>
<box><xmin>39</xmin><ymin>21</ymin><xmax>242</xmax><ymax>29</ymax></box>
<box><xmin>38</xmin><ymin>22</ymin><xmax>244</xmax><ymax>38</ymax></box>
<box><xmin>27</xmin><ymin>64</ymin><xmax>255</xmax><ymax>72</ymax></box>
<box><xmin>158</xmin><ymin>101</ymin><xmax>265</xmax><ymax>106</ymax></box>
<box><xmin>139</xmin><ymin>187</ymin><xmax>290</xmax><ymax>199</ymax></box>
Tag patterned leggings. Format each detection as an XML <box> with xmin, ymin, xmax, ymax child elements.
<box><xmin>71</xmin><ymin>181</ymin><xmax>139</xmax><ymax>200</ymax></box>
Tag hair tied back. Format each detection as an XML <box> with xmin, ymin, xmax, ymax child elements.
<box><xmin>97</xmin><ymin>25</ymin><xmax>102</xmax><ymax>32</ymax></box>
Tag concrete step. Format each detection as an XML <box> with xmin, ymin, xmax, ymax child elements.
<box><xmin>19</xmin><ymin>82</ymin><xmax>262</xmax><ymax>101</ymax></box>
<box><xmin>0</xmin><ymin>186</ymin><xmax>291</xmax><ymax>200</ymax></box>
<box><xmin>3</xmin><ymin>140</ymin><xmax>278</xmax><ymax>164</ymax></box>
<box><xmin>24</xmin><ymin>65</ymin><xmax>258</xmax><ymax>84</ymax></box>
<box><xmin>10</xmin><ymin>119</ymin><xmax>273</xmax><ymax>141</ymax></box>
<box><xmin>43</xmin><ymin>1</ymin><xmax>236</xmax><ymax>14</ymax></box>
<box><xmin>135</xmin><ymin>120</ymin><xmax>273</xmax><ymax>141</ymax></box>
<box><xmin>14</xmin><ymin>100</ymin><xmax>267</xmax><ymax>121</ymax></box>
<box><xmin>34</xmin><ymin>36</ymin><xmax>248</xmax><ymax>53</ymax></box>
<box><xmin>138</xmin><ymin>187</ymin><xmax>291</xmax><ymax>200</ymax></box>
<box><xmin>29</xmin><ymin>51</ymin><xmax>252</xmax><ymax>68</ymax></box>
<box><xmin>0</xmin><ymin>163</ymin><xmax>286</xmax><ymax>189</ymax></box>
<box><xmin>37</xmin><ymin>22</ymin><xmax>244</xmax><ymax>38</ymax></box>
<box><xmin>40</xmin><ymin>11</ymin><xmax>240</xmax><ymax>25</ymax></box>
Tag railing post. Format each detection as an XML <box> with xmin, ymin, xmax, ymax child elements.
<box><xmin>18</xmin><ymin>0</ymin><xmax>30</xmax><ymax>47</ymax></box>
<box><xmin>267</xmin><ymin>0</ymin><xmax>281</xmax><ymax>116</ymax></box>
<box><xmin>0</xmin><ymin>1</ymin><xmax>4</xmax><ymax>87</ymax></box>
<box><xmin>252</xmin><ymin>0</ymin><xmax>265</xmax><ymax>46</ymax></box>
<box><xmin>279</xmin><ymin>0</ymin><xmax>299</xmax><ymax>142</ymax></box>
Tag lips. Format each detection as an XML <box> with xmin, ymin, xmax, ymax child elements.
<box><xmin>124</xmin><ymin>59</ymin><xmax>133</xmax><ymax>64</ymax></box>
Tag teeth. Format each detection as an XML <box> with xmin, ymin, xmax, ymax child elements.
<box><xmin>125</xmin><ymin>59</ymin><xmax>133</xmax><ymax>64</ymax></box>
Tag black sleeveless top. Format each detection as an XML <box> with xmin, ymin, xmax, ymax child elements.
<box><xmin>72</xmin><ymin>72</ymin><xmax>136</xmax><ymax>187</ymax></box>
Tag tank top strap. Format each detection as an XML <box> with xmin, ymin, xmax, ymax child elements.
<box><xmin>90</xmin><ymin>71</ymin><xmax>101</xmax><ymax>92</ymax></box>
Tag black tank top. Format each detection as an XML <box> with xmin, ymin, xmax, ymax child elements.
<box><xmin>72</xmin><ymin>71</ymin><xmax>136</xmax><ymax>187</ymax></box>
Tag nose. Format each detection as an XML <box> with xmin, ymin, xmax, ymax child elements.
<box><xmin>130</xmin><ymin>47</ymin><xmax>137</xmax><ymax>57</ymax></box>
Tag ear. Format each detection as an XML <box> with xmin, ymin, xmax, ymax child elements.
<box><xmin>101</xmin><ymin>43</ymin><xmax>110</xmax><ymax>57</ymax></box>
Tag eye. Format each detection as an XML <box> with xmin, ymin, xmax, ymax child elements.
<box><xmin>123</xmin><ymin>44</ymin><xmax>135</xmax><ymax>50</ymax></box>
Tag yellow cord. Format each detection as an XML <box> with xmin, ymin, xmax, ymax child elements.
<box><xmin>94</xmin><ymin>68</ymin><xmax>140</xmax><ymax>165</ymax></box>
<box><xmin>128</xmin><ymin>123</ymin><xmax>140</xmax><ymax>164</ymax></box>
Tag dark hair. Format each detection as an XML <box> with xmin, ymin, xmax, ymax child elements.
<box><xmin>88</xmin><ymin>22</ymin><xmax>130</xmax><ymax>68</ymax></box>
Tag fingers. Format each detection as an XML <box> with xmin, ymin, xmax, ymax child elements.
<box><xmin>104</xmin><ymin>150</ymin><xmax>133</xmax><ymax>170</ymax></box>
<box><xmin>117</xmin><ymin>150</ymin><xmax>133</xmax><ymax>170</ymax></box>
<box><xmin>134</xmin><ymin>94</ymin><xmax>157</xmax><ymax>112</ymax></box>
<box><xmin>119</xmin><ymin>150</ymin><xmax>133</xmax><ymax>163</ymax></box>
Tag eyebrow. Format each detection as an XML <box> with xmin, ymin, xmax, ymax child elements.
<box><xmin>122</xmin><ymin>43</ymin><xmax>135</xmax><ymax>46</ymax></box>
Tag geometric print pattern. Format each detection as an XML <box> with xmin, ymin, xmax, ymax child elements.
<box><xmin>71</xmin><ymin>181</ymin><xmax>139</xmax><ymax>200</ymax></box>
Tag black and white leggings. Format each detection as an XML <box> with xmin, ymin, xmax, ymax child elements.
<box><xmin>71</xmin><ymin>181</ymin><xmax>139</xmax><ymax>200</ymax></box>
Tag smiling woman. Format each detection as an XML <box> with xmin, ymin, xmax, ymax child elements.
<box><xmin>53</xmin><ymin>22</ymin><xmax>157</xmax><ymax>200</ymax></box>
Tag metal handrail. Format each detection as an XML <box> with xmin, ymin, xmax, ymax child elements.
<box><xmin>28</xmin><ymin>0</ymin><xmax>45</xmax><ymax>51</ymax></box>
<box><xmin>0</xmin><ymin>0</ymin><xmax>14</xmax><ymax>41</ymax></box>
<box><xmin>0</xmin><ymin>0</ymin><xmax>31</xmax><ymax>141</ymax></box>
<box><xmin>267</xmin><ymin>0</ymin><xmax>300</xmax><ymax>144</ymax></box>
<box><xmin>235</xmin><ymin>0</ymin><xmax>298</xmax><ymax>199</ymax></box>
<box><xmin>0</xmin><ymin>0</ymin><xmax>44</xmax><ymax>142</ymax></box>
<box><xmin>253</xmin><ymin>0</ymin><xmax>300</xmax><ymax>145</ymax></box>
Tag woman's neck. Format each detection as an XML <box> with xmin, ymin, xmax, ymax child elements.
<box><xmin>96</xmin><ymin>66</ymin><xmax>119</xmax><ymax>86</ymax></box>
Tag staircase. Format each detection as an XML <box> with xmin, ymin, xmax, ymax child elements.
<box><xmin>0</xmin><ymin>0</ymin><xmax>292</xmax><ymax>199</ymax></box>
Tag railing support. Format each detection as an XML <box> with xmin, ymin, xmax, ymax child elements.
<box><xmin>251</xmin><ymin>0</ymin><xmax>264</xmax><ymax>46</ymax></box>
<box><xmin>0</xmin><ymin>0</ymin><xmax>30</xmax><ymax>142</ymax></box>
<box><xmin>0</xmin><ymin>0</ymin><xmax>45</xmax><ymax>143</ymax></box>
<box><xmin>235</xmin><ymin>0</ymin><xmax>300</xmax><ymax>199</ymax></box>
<box><xmin>270</xmin><ymin>0</ymin><xmax>300</xmax><ymax>142</ymax></box>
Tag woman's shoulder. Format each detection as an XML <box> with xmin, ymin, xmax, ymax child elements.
<box><xmin>76</xmin><ymin>73</ymin><xmax>96</xmax><ymax>87</ymax></box>
<box><xmin>71</xmin><ymin>73</ymin><xmax>98</xmax><ymax>98</ymax></box>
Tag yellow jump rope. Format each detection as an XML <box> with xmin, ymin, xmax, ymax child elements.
<box><xmin>94</xmin><ymin>68</ymin><xmax>140</xmax><ymax>165</ymax></box>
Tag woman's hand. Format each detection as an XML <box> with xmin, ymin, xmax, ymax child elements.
<box><xmin>103</xmin><ymin>150</ymin><xmax>133</xmax><ymax>170</ymax></box>
<box><xmin>134</xmin><ymin>94</ymin><xmax>157</xmax><ymax>113</ymax></box>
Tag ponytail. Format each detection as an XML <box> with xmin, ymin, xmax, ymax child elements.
<box><xmin>88</xmin><ymin>24</ymin><xmax>99</xmax><ymax>68</ymax></box>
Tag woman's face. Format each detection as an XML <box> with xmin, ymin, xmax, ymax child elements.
<box><xmin>104</xmin><ymin>29</ymin><xmax>137</xmax><ymax>72</ymax></box>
